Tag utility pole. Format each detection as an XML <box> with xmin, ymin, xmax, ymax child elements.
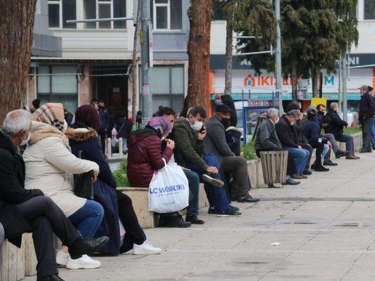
<box><xmin>140</xmin><ymin>0</ymin><xmax>152</xmax><ymax>122</ymax></box>
<box><xmin>342</xmin><ymin>56</ymin><xmax>348</xmax><ymax>122</ymax></box>
<box><xmin>275</xmin><ymin>0</ymin><xmax>283</xmax><ymax>115</ymax></box>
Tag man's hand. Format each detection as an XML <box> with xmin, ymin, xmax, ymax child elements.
<box><xmin>197</xmin><ymin>128</ymin><xmax>206</xmax><ymax>140</ymax></box>
<box><xmin>206</xmin><ymin>166</ymin><xmax>218</xmax><ymax>174</ymax></box>
<box><xmin>327</xmin><ymin>141</ymin><xmax>332</xmax><ymax>149</ymax></box>
<box><xmin>165</xmin><ymin>139</ymin><xmax>175</xmax><ymax>149</ymax></box>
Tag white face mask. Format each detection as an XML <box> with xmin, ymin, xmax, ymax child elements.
<box><xmin>192</xmin><ymin>121</ymin><xmax>204</xmax><ymax>131</ymax></box>
<box><xmin>274</xmin><ymin>117</ymin><xmax>280</xmax><ymax>124</ymax></box>
<box><xmin>62</xmin><ymin>120</ymin><xmax>68</xmax><ymax>133</ymax></box>
<box><xmin>290</xmin><ymin>121</ymin><xmax>296</xmax><ymax>126</ymax></box>
<box><xmin>20</xmin><ymin>131</ymin><xmax>31</xmax><ymax>146</ymax></box>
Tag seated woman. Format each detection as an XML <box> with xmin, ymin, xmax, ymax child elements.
<box><xmin>127</xmin><ymin>116</ymin><xmax>191</xmax><ymax>227</ymax></box>
<box><xmin>67</xmin><ymin>105</ymin><xmax>161</xmax><ymax>255</ymax></box>
<box><xmin>23</xmin><ymin>103</ymin><xmax>104</xmax><ymax>269</ymax></box>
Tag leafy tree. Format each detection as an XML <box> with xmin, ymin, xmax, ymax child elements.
<box><xmin>235</xmin><ymin>0</ymin><xmax>358</xmax><ymax>101</ymax></box>
<box><xmin>0</xmin><ymin>0</ymin><xmax>37</xmax><ymax>121</ymax></box>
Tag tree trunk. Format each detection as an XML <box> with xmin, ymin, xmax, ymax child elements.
<box><xmin>224</xmin><ymin>20</ymin><xmax>233</xmax><ymax>96</ymax></box>
<box><xmin>183</xmin><ymin>0</ymin><xmax>212</xmax><ymax>115</ymax></box>
<box><xmin>0</xmin><ymin>0</ymin><xmax>37</xmax><ymax>122</ymax></box>
<box><xmin>290</xmin><ymin>53</ymin><xmax>298</xmax><ymax>102</ymax></box>
<box><xmin>311</xmin><ymin>70</ymin><xmax>320</xmax><ymax>98</ymax></box>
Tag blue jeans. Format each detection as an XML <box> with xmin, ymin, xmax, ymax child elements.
<box><xmin>322</xmin><ymin>144</ymin><xmax>329</xmax><ymax>158</ymax></box>
<box><xmin>284</xmin><ymin>147</ymin><xmax>310</xmax><ymax>175</ymax></box>
<box><xmin>370</xmin><ymin>117</ymin><xmax>375</xmax><ymax>147</ymax></box>
<box><xmin>187</xmin><ymin>153</ymin><xmax>231</xmax><ymax>213</ymax></box>
<box><xmin>184</xmin><ymin>170</ymin><xmax>200</xmax><ymax>217</ymax></box>
<box><xmin>335</xmin><ymin>134</ymin><xmax>354</xmax><ymax>155</ymax></box>
<box><xmin>68</xmin><ymin>199</ymin><xmax>104</xmax><ymax>238</ymax></box>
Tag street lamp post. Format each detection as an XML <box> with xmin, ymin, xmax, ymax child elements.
<box><xmin>275</xmin><ymin>0</ymin><xmax>283</xmax><ymax>115</ymax></box>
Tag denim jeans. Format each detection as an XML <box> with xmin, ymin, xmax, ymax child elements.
<box><xmin>68</xmin><ymin>199</ymin><xmax>104</xmax><ymax>238</ymax></box>
<box><xmin>187</xmin><ymin>153</ymin><xmax>230</xmax><ymax>213</ymax></box>
<box><xmin>335</xmin><ymin>134</ymin><xmax>354</xmax><ymax>155</ymax></box>
<box><xmin>284</xmin><ymin>146</ymin><xmax>310</xmax><ymax>175</ymax></box>
<box><xmin>370</xmin><ymin>117</ymin><xmax>375</xmax><ymax>147</ymax></box>
<box><xmin>183</xmin><ymin>170</ymin><xmax>200</xmax><ymax>217</ymax></box>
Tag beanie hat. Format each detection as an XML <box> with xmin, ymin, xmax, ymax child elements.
<box><xmin>74</xmin><ymin>105</ymin><xmax>102</xmax><ymax>131</ymax></box>
<box><xmin>33</xmin><ymin>103</ymin><xmax>65</xmax><ymax>131</ymax></box>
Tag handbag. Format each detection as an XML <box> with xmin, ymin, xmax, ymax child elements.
<box><xmin>148</xmin><ymin>159</ymin><xmax>189</xmax><ymax>213</ymax></box>
<box><xmin>73</xmin><ymin>150</ymin><xmax>94</xmax><ymax>199</ymax></box>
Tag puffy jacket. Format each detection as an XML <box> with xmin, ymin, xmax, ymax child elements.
<box><xmin>325</xmin><ymin>110</ymin><xmax>347</xmax><ymax>138</ymax></box>
<box><xmin>127</xmin><ymin>126</ymin><xmax>173</xmax><ymax>187</ymax></box>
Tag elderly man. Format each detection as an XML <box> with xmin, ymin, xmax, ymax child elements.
<box><xmin>254</xmin><ymin>108</ymin><xmax>300</xmax><ymax>186</ymax></box>
<box><xmin>203</xmin><ymin>104</ymin><xmax>259</xmax><ymax>202</ymax></box>
<box><xmin>359</xmin><ymin>85</ymin><xmax>375</xmax><ymax>153</ymax></box>
<box><xmin>0</xmin><ymin>109</ymin><xmax>109</xmax><ymax>281</ymax></box>
<box><xmin>325</xmin><ymin>103</ymin><xmax>360</xmax><ymax>159</ymax></box>
<box><xmin>275</xmin><ymin>109</ymin><xmax>310</xmax><ymax>179</ymax></box>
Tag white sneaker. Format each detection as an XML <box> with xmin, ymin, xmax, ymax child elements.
<box><xmin>132</xmin><ymin>241</ymin><xmax>162</xmax><ymax>255</ymax></box>
<box><xmin>56</xmin><ymin>250</ymin><xmax>69</xmax><ymax>266</ymax></box>
<box><xmin>66</xmin><ymin>255</ymin><xmax>101</xmax><ymax>269</ymax></box>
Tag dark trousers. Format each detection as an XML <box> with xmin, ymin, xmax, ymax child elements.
<box><xmin>15</xmin><ymin>197</ymin><xmax>79</xmax><ymax>279</ymax></box>
<box><xmin>361</xmin><ymin>118</ymin><xmax>372</xmax><ymax>150</ymax></box>
<box><xmin>300</xmin><ymin>143</ymin><xmax>313</xmax><ymax>170</ymax></box>
<box><xmin>116</xmin><ymin>190</ymin><xmax>146</xmax><ymax>246</ymax></box>
<box><xmin>309</xmin><ymin>141</ymin><xmax>324</xmax><ymax>165</ymax></box>
<box><xmin>98</xmin><ymin>129</ymin><xmax>107</xmax><ymax>155</ymax></box>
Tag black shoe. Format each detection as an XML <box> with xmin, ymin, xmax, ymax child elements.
<box><xmin>37</xmin><ymin>275</ymin><xmax>65</xmax><ymax>281</ymax></box>
<box><xmin>69</xmin><ymin>236</ymin><xmax>109</xmax><ymax>259</ymax></box>
<box><xmin>335</xmin><ymin>150</ymin><xmax>349</xmax><ymax>158</ymax></box>
<box><xmin>217</xmin><ymin>208</ymin><xmax>242</xmax><ymax>216</ymax></box>
<box><xmin>285</xmin><ymin>178</ymin><xmax>300</xmax><ymax>185</ymax></box>
<box><xmin>303</xmin><ymin>170</ymin><xmax>312</xmax><ymax>175</ymax></box>
<box><xmin>158</xmin><ymin>214</ymin><xmax>191</xmax><ymax>228</ymax></box>
<box><xmin>237</xmin><ymin>194</ymin><xmax>260</xmax><ymax>203</ymax></box>
<box><xmin>314</xmin><ymin>165</ymin><xmax>329</xmax><ymax>172</ymax></box>
<box><xmin>202</xmin><ymin>173</ymin><xmax>224</xmax><ymax>187</ymax></box>
<box><xmin>229</xmin><ymin>205</ymin><xmax>240</xmax><ymax>212</ymax></box>
<box><xmin>186</xmin><ymin>215</ymin><xmax>205</xmax><ymax>224</ymax></box>
<box><xmin>323</xmin><ymin>160</ymin><xmax>338</xmax><ymax>166</ymax></box>
<box><xmin>359</xmin><ymin>148</ymin><xmax>371</xmax><ymax>153</ymax></box>
<box><xmin>208</xmin><ymin>206</ymin><xmax>216</xmax><ymax>214</ymax></box>
<box><xmin>311</xmin><ymin>163</ymin><xmax>316</xmax><ymax>170</ymax></box>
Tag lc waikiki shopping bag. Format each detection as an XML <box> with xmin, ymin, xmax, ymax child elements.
<box><xmin>148</xmin><ymin>159</ymin><xmax>189</xmax><ymax>213</ymax></box>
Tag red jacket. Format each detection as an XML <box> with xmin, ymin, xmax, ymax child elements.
<box><xmin>127</xmin><ymin>127</ymin><xmax>173</xmax><ymax>187</ymax></box>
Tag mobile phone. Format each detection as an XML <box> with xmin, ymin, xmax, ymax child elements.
<box><xmin>199</xmin><ymin>125</ymin><xmax>206</xmax><ymax>133</ymax></box>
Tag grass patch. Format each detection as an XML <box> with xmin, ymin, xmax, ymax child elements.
<box><xmin>241</xmin><ymin>141</ymin><xmax>258</xmax><ymax>160</ymax></box>
<box><xmin>344</xmin><ymin>127</ymin><xmax>361</xmax><ymax>135</ymax></box>
<box><xmin>113</xmin><ymin>159</ymin><xmax>130</xmax><ymax>187</ymax></box>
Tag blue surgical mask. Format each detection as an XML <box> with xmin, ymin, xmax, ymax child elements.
<box><xmin>214</xmin><ymin>99</ymin><xmax>222</xmax><ymax>106</ymax></box>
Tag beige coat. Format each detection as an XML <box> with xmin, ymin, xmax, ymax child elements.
<box><xmin>24</xmin><ymin>122</ymin><xmax>99</xmax><ymax>217</ymax></box>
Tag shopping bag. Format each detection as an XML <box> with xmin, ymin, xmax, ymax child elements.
<box><xmin>73</xmin><ymin>150</ymin><xmax>94</xmax><ymax>199</ymax></box>
<box><xmin>148</xmin><ymin>160</ymin><xmax>189</xmax><ymax>213</ymax></box>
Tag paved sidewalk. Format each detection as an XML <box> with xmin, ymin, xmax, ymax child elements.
<box><xmin>25</xmin><ymin>152</ymin><xmax>375</xmax><ymax>281</ymax></box>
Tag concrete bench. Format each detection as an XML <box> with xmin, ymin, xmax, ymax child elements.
<box><xmin>119</xmin><ymin>184</ymin><xmax>210</xmax><ymax>228</ymax></box>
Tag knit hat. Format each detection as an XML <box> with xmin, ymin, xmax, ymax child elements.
<box><xmin>148</xmin><ymin>117</ymin><xmax>172</xmax><ymax>138</ymax></box>
<box><xmin>74</xmin><ymin>105</ymin><xmax>101</xmax><ymax>131</ymax></box>
<box><xmin>32</xmin><ymin>103</ymin><xmax>65</xmax><ymax>131</ymax></box>
<box><xmin>305</xmin><ymin>105</ymin><xmax>315</xmax><ymax>114</ymax></box>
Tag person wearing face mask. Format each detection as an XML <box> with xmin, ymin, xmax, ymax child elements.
<box><xmin>214</xmin><ymin>93</ymin><xmax>222</xmax><ymax>106</ymax></box>
<box><xmin>23</xmin><ymin>103</ymin><xmax>106</xmax><ymax>270</ymax></box>
<box><xmin>171</xmin><ymin>106</ymin><xmax>241</xmax><ymax>216</ymax></box>
<box><xmin>254</xmin><ymin>108</ymin><xmax>300</xmax><ymax>186</ymax></box>
<box><xmin>203</xmin><ymin>105</ymin><xmax>259</xmax><ymax>203</ymax></box>
<box><xmin>275</xmin><ymin>109</ymin><xmax>310</xmax><ymax>180</ymax></box>
<box><xmin>127</xmin><ymin>116</ymin><xmax>192</xmax><ymax>227</ymax></box>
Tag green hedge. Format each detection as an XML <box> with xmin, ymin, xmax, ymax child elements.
<box><xmin>113</xmin><ymin>159</ymin><xmax>129</xmax><ymax>187</ymax></box>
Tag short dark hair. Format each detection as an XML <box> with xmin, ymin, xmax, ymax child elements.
<box><xmin>316</xmin><ymin>104</ymin><xmax>325</xmax><ymax>110</ymax></box>
<box><xmin>286</xmin><ymin>102</ymin><xmax>300</xmax><ymax>112</ymax></box>
<box><xmin>322</xmin><ymin>115</ymin><xmax>331</xmax><ymax>124</ymax></box>
<box><xmin>187</xmin><ymin>106</ymin><xmax>206</xmax><ymax>119</ymax></box>
<box><xmin>158</xmin><ymin>107</ymin><xmax>176</xmax><ymax>117</ymax></box>
<box><xmin>32</xmin><ymin>99</ymin><xmax>40</xmax><ymax>109</ymax></box>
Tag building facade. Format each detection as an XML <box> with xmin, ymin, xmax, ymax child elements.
<box><xmin>28</xmin><ymin>0</ymin><xmax>189</xmax><ymax>117</ymax></box>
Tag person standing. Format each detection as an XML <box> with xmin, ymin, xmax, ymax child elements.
<box><xmin>98</xmin><ymin>100</ymin><xmax>109</xmax><ymax>155</ymax></box>
<box><xmin>359</xmin><ymin>85</ymin><xmax>375</xmax><ymax>153</ymax></box>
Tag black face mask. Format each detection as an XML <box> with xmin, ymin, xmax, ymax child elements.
<box><xmin>221</xmin><ymin>118</ymin><xmax>231</xmax><ymax>129</ymax></box>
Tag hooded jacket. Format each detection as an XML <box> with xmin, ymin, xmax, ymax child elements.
<box><xmin>127</xmin><ymin>126</ymin><xmax>173</xmax><ymax>187</ymax></box>
<box><xmin>0</xmin><ymin>129</ymin><xmax>43</xmax><ymax>247</ymax></box>
<box><xmin>23</xmin><ymin>122</ymin><xmax>99</xmax><ymax>217</ymax></box>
